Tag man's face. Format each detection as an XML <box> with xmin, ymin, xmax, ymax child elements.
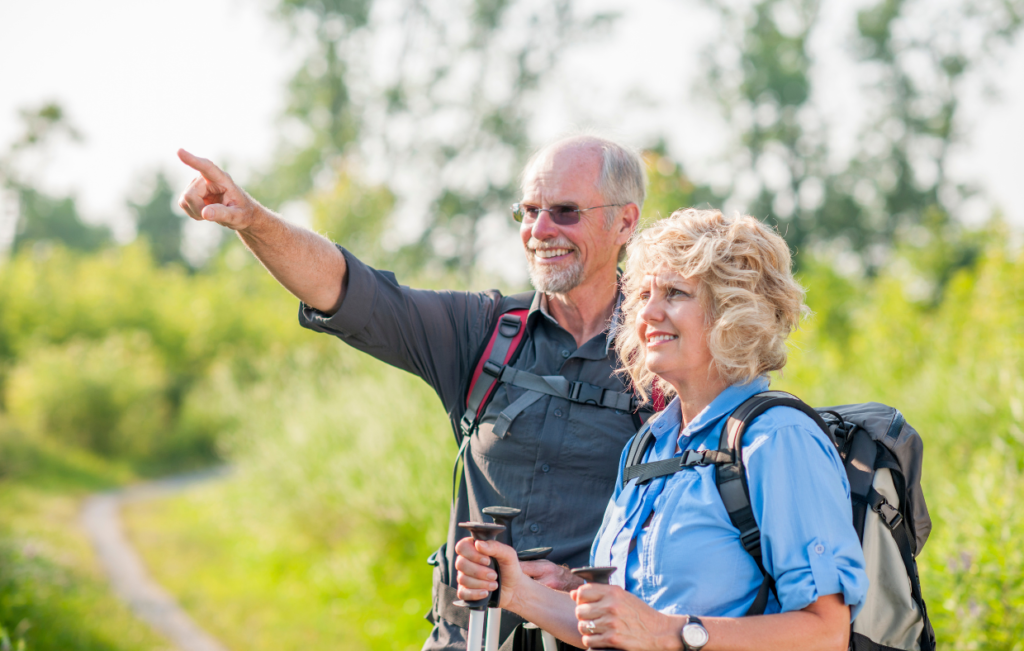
<box><xmin>519</xmin><ymin>146</ymin><xmax>623</xmax><ymax>295</ymax></box>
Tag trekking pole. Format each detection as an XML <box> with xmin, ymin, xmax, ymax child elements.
<box><xmin>570</xmin><ymin>567</ymin><xmax>621</xmax><ymax>651</ymax></box>
<box><xmin>455</xmin><ymin>522</ymin><xmax>506</xmax><ymax>651</ymax></box>
<box><xmin>481</xmin><ymin>507</ymin><xmax>521</xmax><ymax>651</ymax></box>
<box><xmin>518</xmin><ymin>547</ymin><xmax>557</xmax><ymax>651</ymax></box>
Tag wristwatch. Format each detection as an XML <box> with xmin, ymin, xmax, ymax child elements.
<box><xmin>680</xmin><ymin>615</ymin><xmax>709</xmax><ymax>651</ymax></box>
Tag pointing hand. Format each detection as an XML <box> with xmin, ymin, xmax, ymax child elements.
<box><xmin>177</xmin><ymin>149</ymin><xmax>257</xmax><ymax>231</ymax></box>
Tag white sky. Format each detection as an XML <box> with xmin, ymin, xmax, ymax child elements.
<box><xmin>1</xmin><ymin>0</ymin><xmax>1022</xmax><ymax>254</ymax></box>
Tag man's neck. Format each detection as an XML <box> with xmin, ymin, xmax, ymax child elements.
<box><xmin>544</xmin><ymin>271</ymin><xmax>619</xmax><ymax>348</ymax></box>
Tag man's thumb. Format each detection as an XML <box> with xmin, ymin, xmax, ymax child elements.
<box><xmin>201</xmin><ymin>204</ymin><xmax>231</xmax><ymax>223</ymax></box>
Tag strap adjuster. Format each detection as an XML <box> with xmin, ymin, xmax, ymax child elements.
<box><xmin>680</xmin><ymin>449</ymin><xmax>709</xmax><ymax>466</ymax></box>
<box><xmin>459</xmin><ymin>415</ymin><xmax>476</xmax><ymax>436</ymax></box>
<box><xmin>740</xmin><ymin>528</ymin><xmax>761</xmax><ymax>551</ymax></box>
<box><xmin>874</xmin><ymin>498</ymin><xmax>904</xmax><ymax>530</ymax></box>
<box><xmin>569</xmin><ymin>381</ymin><xmax>605</xmax><ymax>405</ymax></box>
<box><xmin>498</xmin><ymin>314</ymin><xmax>522</xmax><ymax>337</ymax></box>
<box><xmin>482</xmin><ymin>360</ymin><xmax>503</xmax><ymax>378</ymax></box>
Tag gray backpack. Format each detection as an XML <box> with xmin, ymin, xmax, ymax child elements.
<box><xmin>623</xmin><ymin>391</ymin><xmax>935</xmax><ymax>651</ymax></box>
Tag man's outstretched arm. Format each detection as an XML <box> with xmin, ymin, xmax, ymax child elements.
<box><xmin>177</xmin><ymin>149</ymin><xmax>348</xmax><ymax>314</ymax></box>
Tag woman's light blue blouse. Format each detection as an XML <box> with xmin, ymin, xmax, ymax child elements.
<box><xmin>590</xmin><ymin>378</ymin><xmax>868</xmax><ymax>619</ymax></box>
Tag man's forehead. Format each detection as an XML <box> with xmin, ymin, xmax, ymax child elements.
<box><xmin>522</xmin><ymin>144</ymin><xmax>602</xmax><ymax>195</ymax></box>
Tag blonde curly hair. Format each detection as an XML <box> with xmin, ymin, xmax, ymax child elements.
<box><xmin>617</xmin><ymin>208</ymin><xmax>808</xmax><ymax>402</ymax></box>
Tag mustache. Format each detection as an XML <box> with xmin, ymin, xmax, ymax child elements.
<box><xmin>527</xmin><ymin>237</ymin><xmax>577</xmax><ymax>251</ymax></box>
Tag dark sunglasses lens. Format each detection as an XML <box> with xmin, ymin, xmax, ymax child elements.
<box><xmin>550</xmin><ymin>206</ymin><xmax>581</xmax><ymax>225</ymax></box>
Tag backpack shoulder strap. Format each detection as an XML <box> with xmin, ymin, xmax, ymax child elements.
<box><xmin>621</xmin><ymin>420</ymin><xmax>658</xmax><ymax>486</ymax></box>
<box><xmin>717</xmin><ymin>390</ymin><xmax>832</xmax><ymax>615</ymax></box>
<box><xmin>459</xmin><ymin>292</ymin><xmax>533</xmax><ymax>437</ymax></box>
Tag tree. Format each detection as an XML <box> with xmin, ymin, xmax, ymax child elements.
<box><xmin>700</xmin><ymin>0</ymin><xmax>1024</xmax><ymax>280</ymax></box>
<box><xmin>129</xmin><ymin>172</ymin><xmax>186</xmax><ymax>267</ymax></box>
<box><xmin>256</xmin><ymin>0</ymin><xmax>616</xmax><ymax>279</ymax></box>
<box><xmin>1</xmin><ymin>102</ymin><xmax>112</xmax><ymax>255</ymax></box>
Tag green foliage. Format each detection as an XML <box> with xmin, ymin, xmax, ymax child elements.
<box><xmin>124</xmin><ymin>347</ymin><xmax>452</xmax><ymax>651</ymax></box>
<box><xmin>641</xmin><ymin>149</ymin><xmax>723</xmax><ymax>225</ymax></box>
<box><xmin>12</xmin><ymin>189</ymin><xmax>111</xmax><ymax>254</ymax></box>
<box><xmin>6</xmin><ymin>333</ymin><xmax>171</xmax><ymax>459</ymax></box>
<box><xmin>129</xmin><ymin>172</ymin><xmax>185</xmax><ymax>267</ymax></box>
<box><xmin>702</xmin><ymin>0</ymin><xmax>1024</xmax><ymax>279</ymax></box>
<box><xmin>0</xmin><ymin>241</ymin><xmax>320</xmax><ymax>471</ymax></box>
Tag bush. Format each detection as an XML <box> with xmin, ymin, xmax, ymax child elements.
<box><xmin>6</xmin><ymin>333</ymin><xmax>170</xmax><ymax>460</ymax></box>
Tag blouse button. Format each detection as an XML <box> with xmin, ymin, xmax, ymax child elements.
<box><xmin>814</xmin><ymin>543</ymin><xmax>825</xmax><ymax>555</ymax></box>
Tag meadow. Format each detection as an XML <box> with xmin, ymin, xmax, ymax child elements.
<box><xmin>1</xmin><ymin>218</ymin><xmax>1023</xmax><ymax>649</ymax></box>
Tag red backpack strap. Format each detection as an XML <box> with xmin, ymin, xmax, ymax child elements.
<box><xmin>459</xmin><ymin>307</ymin><xmax>529</xmax><ymax>437</ymax></box>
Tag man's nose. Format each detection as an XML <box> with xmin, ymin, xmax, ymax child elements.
<box><xmin>529</xmin><ymin>208</ymin><xmax>560</xmax><ymax>240</ymax></box>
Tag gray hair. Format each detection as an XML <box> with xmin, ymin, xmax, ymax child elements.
<box><xmin>521</xmin><ymin>132</ymin><xmax>647</xmax><ymax>261</ymax></box>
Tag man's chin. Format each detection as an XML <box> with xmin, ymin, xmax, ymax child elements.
<box><xmin>528</xmin><ymin>261</ymin><xmax>585</xmax><ymax>294</ymax></box>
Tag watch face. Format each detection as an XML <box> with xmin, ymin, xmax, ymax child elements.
<box><xmin>683</xmin><ymin>623</ymin><xmax>709</xmax><ymax>648</ymax></box>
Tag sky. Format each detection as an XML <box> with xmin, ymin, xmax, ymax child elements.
<box><xmin>1</xmin><ymin>0</ymin><xmax>1022</xmax><ymax>260</ymax></box>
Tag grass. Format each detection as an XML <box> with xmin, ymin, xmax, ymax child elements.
<box><xmin>123</xmin><ymin>477</ymin><xmax>436</xmax><ymax>651</ymax></box>
<box><xmin>0</xmin><ymin>434</ymin><xmax>172</xmax><ymax>651</ymax></box>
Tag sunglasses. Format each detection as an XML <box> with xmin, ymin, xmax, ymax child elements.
<box><xmin>511</xmin><ymin>202</ymin><xmax>625</xmax><ymax>226</ymax></box>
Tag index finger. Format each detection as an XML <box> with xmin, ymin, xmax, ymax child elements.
<box><xmin>177</xmin><ymin>148</ymin><xmax>230</xmax><ymax>185</ymax></box>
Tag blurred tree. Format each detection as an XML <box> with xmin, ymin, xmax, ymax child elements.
<box><xmin>129</xmin><ymin>172</ymin><xmax>186</xmax><ymax>267</ymax></box>
<box><xmin>702</xmin><ymin>0</ymin><xmax>1023</xmax><ymax>281</ymax></box>
<box><xmin>257</xmin><ymin>0</ymin><xmax>615</xmax><ymax>279</ymax></box>
<box><xmin>1</xmin><ymin>102</ymin><xmax>112</xmax><ymax>255</ymax></box>
<box><xmin>12</xmin><ymin>189</ymin><xmax>110</xmax><ymax>254</ymax></box>
<box><xmin>641</xmin><ymin>143</ymin><xmax>723</xmax><ymax>225</ymax></box>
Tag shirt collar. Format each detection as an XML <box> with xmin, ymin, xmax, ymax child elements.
<box><xmin>648</xmin><ymin>376</ymin><xmax>771</xmax><ymax>443</ymax></box>
<box><xmin>529</xmin><ymin>289</ymin><xmax>624</xmax><ymax>361</ymax></box>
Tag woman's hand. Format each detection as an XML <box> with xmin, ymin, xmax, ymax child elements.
<box><xmin>454</xmin><ymin>538</ymin><xmax>530</xmax><ymax>612</ymax></box>
<box><xmin>572</xmin><ymin>582</ymin><xmax>683</xmax><ymax>651</ymax></box>
<box><xmin>521</xmin><ymin>560</ymin><xmax>584</xmax><ymax>592</ymax></box>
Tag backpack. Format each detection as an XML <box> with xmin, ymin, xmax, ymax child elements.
<box><xmin>622</xmin><ymin>390</ymin><xmax>936</xmax><ymax>651</ymax></box>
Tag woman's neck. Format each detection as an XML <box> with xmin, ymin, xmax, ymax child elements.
<box><xmin>672</xmin><ymin>373</ymin><xmax>730</xmax><ymax>428</ymax></box>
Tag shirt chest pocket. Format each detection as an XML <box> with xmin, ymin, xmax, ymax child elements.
<box><xmin>474</xmin><ymin>384</ymin><xmax>547</xmax><ymax>461</ymax></box>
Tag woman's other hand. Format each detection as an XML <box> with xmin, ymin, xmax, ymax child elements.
<box><xmin>521</xmin><ymin>560</ymin><xmax>584</xmax><ymax>592</ymax></box>
<box><xmin>572</xmin><ymin>582</ymin><xmax>682</xmax><ymax>651</ymax></box>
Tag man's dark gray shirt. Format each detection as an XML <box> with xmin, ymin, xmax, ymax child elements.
<box><xmin>298</xmin><ymin>248</ymin><xmax>639</xmax><ymax>650</ymax></box>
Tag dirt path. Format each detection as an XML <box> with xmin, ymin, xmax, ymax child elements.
<box><xmin>81</xmin><ymin>469</ymin><xmax>231</xmax><ymax>651</ymax></box>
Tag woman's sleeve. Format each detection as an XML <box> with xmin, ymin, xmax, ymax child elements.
<box><xmin>742</xmin><ymin>413</ymin><xmax>870</xmax><ymax>619</ymax></box>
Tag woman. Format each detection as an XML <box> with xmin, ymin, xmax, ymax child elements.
<box><xmin>455</xmin><ymin>209</ymin><xmax>868</xmax><ymax>651</ymax></box>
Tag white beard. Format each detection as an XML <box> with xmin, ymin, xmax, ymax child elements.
<box><xmin>528</xmin><ymin>254</ymin><xmax>585</xmax><ymax>294</ymax></box>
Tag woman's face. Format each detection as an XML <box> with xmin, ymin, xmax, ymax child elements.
<box><xmin>635</xmin><ymin>268</ymin><xmax>716</xmax><ymax>392</ymax></box>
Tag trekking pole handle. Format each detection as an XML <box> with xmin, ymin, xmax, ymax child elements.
<box><xmin>571</xmin><ymin>566</ymin><xmax>622</xmax><ymax>651</ymax></box>
<box><xmin>459</xmin><ymin>521</ymin><xmax>506</xmax><ymax>610</ymax></box>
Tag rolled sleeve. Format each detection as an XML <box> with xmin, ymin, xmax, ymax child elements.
<box><xmin>299</xmin><ymin>246</ymin><xmax>383</xmax><ymax>336</ymax></box>
<box><xmin>296</xmin><ymin>245</ymin><xmax>501</xmax><ymax>417</ymax></box>
<box><xmin>744</xmin><ymin>415</ymin><xmax>869</xmax><ymax>620</ymax></box>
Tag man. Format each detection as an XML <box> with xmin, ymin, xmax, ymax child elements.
<box><xmin>177</xmin><ymin>134</ymin><xmax>646</xmax><ymax>650</ymax></box>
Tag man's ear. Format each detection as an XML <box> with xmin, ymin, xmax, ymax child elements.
<box><xmin>616</xmin><ymin>203</ymin><xmax>641</xmax><ymax>245</ymax></box>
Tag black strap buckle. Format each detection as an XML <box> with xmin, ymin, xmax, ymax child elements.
<box><xmin>739</xmin><ymin>527</ymin><xmax>761</xmax><ymax>552</ymax></box>
<box><xmin>680</xmin><ymin>449</ymin><xmax>709</xmax><ymax>466</ymax></box>
<box><xmin>498</xmin><ymin>314</ymin><xmax>522</xmax><ymax>337</ymax></box>
<box><xmin>459</xmin><ymin>415</ymin><xmax>476</xmax><ymax>436</ymax></box>
<box><xmin>482</xmin><ymin>360</ymin><xmax>503</xmax><ymax>378</ymax></box>
<box><xmin>874</xmin><ymin>499</ymin><xmax>904</xmax><ymax>530</ymax></box>
<box><xmin>569</xmin><ymin>381</ymin><xmax>605</xmax><ymax>405</ymax></box>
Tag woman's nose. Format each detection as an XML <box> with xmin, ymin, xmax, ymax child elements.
<box><xmin>638</xmin><ymin>296</ymin><xmax>664</xmax><ymax>323</ymax></box>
